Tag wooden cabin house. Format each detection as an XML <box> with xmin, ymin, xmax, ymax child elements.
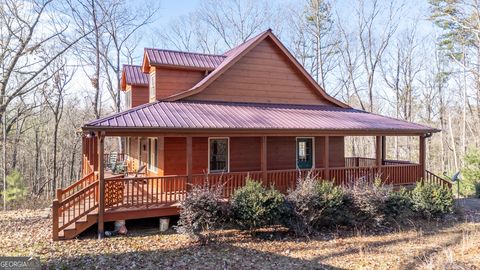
<box><xmin>52</xmin><ymin>30</ymin><xmax>450</xmax><ymax>240</ymax></box>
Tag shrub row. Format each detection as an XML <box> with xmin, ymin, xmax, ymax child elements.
<box><xmin>176</xmin><ymin>175</ymin><xmax>454</xmax><ymax>239</ymax></box>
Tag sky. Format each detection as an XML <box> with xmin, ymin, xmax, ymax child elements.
<box><xmin>72</xmin><ymin>0</ymin><xmax>438</xmax><ymax>112</ymax></box>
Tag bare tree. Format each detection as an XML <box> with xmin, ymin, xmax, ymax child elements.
<box><xmin>0</xmin><ymin>0</ymin><xmax>89</xmax><ymax>209</ymax></box>
<box><xmin>42</xmin><ymin>59</ymin><xmax>72</xmax><ymax>195</ymax></box>
<box><xmin>100</xmin><ymin>0</ymin><xmax>158</xmax><ymax>113</ymax></box>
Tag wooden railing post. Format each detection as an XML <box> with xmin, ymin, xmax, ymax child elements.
<box><xmin>56</xmin><ymin>188</ymin><xmax>63</xmax><ymax>203</ymax></box>
<box><xmin>97</xmin><ymin>132</ymin><xmax>105</xmax><ymax>239</ymax></box>
<box><xmin>324</xmin><ymin>136</ymin><xmax>330</xmax><ymax>180</ymax></box>
<box><xmin>52</xmin><ymin>199</ymin><xmax>59</xmax><ymax>241</ymax></box>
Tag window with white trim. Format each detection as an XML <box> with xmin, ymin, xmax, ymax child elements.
<box><xmin>125</xmin><ymin>90</ymin><xmax>132</xmax><ymax>108</ymax></box>
<box><xmin>148</xmin><ymin>138</ymin><xmax>158</xmax><ymax>172</ymax></box>
<box><xmin>209</xmin><ymin>138</ymin><xmax>229</xmax><ymax>172</ymax></box>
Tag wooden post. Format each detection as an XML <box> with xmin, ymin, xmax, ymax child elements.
<box><xmin>97</xmin><ymin>132</ymin><xmax>105</xmax><ymax>239</ymax></box>
<box><xmin>324</xmin><ymin>136</ymin><xmax>330</xmax><ymax>180</ymax></box>
<box><xmin>381</xmin><ymin>136</ymin><xmax>386</xmax><ymax>165</ymax></box>
<box><xmin>158</xmin><ymin>136</ymin><xmax>165</xmax><ymax>176</ymax></box>
<box><xmin>419</xmin><ymin>135</ymin><xmax>426</xmax><ymax>179</ymax></box>
<box><xmin>56</xmin><ymin>188</ymin><xmax>63</xmax><ymax>203</ymax></box>
<box><xmin>376</xmin><ymin>136</ymin><xmax>382</xmax><ymax>180</ymax></box>
<box><xmin>261</xmin><ymin>136</ymin><xmax>267</xmax><ymax>185</ymax></box>
<box><xmin>52</xmin><ymin>199</ymin><xmax>59</xmax><ymax>241</ymax></box>
<box><xmin>186</xmin><ymin>136</ymin><xmax>192</xmax><ymax>191</ymax></box>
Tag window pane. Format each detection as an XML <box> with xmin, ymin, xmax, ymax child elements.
<box><xmin>210</xmin><ymin>139</ymin><xmax>228</xmax><ymax>172</ymax></box>
<box><xmin>298</xmin><ymin>141</ymin><xmax>306</xmax><ymax>159</ymax></box>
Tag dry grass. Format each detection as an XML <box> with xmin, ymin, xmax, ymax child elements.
<box><xmin>0</xmin><ymin>208</ymin><xmax>479</xmax><ymax>269</ymax></box>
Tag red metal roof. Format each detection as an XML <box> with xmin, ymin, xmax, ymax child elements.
<box><xmin>122</xmin><ymin>65</ymin><xmax>148</xmax><ymax>86</ymax></box>
<box><xmin>84</xmin><ymin>101</ymin><xmax>438</xmax><ymax>134</ymax></box>
<box><xmin>145</xmin><ymin>48</ymin><xmax>226</xmax><ymax>70</ymax></box>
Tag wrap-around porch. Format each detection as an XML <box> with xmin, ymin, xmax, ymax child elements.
<box><xmin>52</xmin><ymin>132</ymin><xmax>450</xmax><ymax>240</ymax></box>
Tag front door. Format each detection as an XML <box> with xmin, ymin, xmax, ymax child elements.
<box><xmin>297</xmin><ymin>138</ymin><xmax>313</xmax><ymax>169</ymax></box>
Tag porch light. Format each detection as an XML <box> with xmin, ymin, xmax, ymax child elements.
<box><xmin>85</xmin><ymin>131</ymin><xmax>96</xmax><ymax>138</ymax></box>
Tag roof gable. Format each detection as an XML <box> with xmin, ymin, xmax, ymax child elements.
<box><xmin>163</xmin><ymin>30</ymin><xmax>349</xmax><ymax>108</ymax></box>
<box><xmin>141</xmin><ymin>48</ymin><xmax>226</xmax><ymax>72</ymax></box>
<box><xmin>121</xmin><ymin>65</ymin><xmax>149</xmax><ymax>90</ymax></box>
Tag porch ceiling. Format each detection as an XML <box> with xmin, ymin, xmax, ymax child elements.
<box><xmin>83</xmin><ymin>101</ymin><xmax>439</xmax><ymax>136</ymax></box>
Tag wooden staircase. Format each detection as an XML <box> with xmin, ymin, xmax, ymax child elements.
<box><xmin>53</xmin><ymin>171</ymin><xmax>100</xmax><ymax>240</ymax></box>
<box><xmin>58</xmin><ymin>208</ymin><xmax>98</xmax><ymax>240</ymax></box>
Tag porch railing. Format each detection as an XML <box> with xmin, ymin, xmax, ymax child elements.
<box><xmin>424</xmin><ymin>170</ymin><xmax>452</xmax><ymax>189</ymax></box>
<box><xmin>344</xmin><ymin>157</ymin><xmax>414</xmax><ymax>167</ymax></box>
<box><xmin>57</xmin><ymin>171</ymin><xmax>97</xmax><ymax>202</ymax></box>
<box><xmin>102</xmin><ymin>164</ymin><xmax>427</xmax><ymax>211</ymax></box>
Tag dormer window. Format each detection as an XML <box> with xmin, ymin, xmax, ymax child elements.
<box><xmin>149</xmin><ymin>72</ymin><xmax>155</xmax><ymax>101</ymax></box>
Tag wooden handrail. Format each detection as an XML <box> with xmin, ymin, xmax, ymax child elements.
<box><xmin>58</xmin><ymin>171</ymin><xmax>95</xmax><ymax>201</ymax></box>
<box><xmin>57</xmin><ymin>180</ymin><xmax>99</xmax><ymax>232</ymax></box>
<box><xmin>424</xmin><ymin>170</ymin><xmax>452</xmax><ymax>189</ymax></box>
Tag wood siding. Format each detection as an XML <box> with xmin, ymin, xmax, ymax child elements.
<box><xmin>230</xmin><ymin>137</ymin><xmax>261</xmax><ymax>172</ymax></box>
<box><xmin>126</xmin><ymin>85</ymin><xmax>149</xmax><ymax>108</ymax></box>
<box><xmin>164</xmin><ymin>137</ymin><xmax>186</xmax><ymax>175</ymax></box>
<box><xmin>192</xmin><ymin>137</ymin><xmax>208</xmax><ymax>174</ymax></box>
<box><xmin>130</xmin><ymin>135</ymin><xmax>344</xmax><ymax>176</ymax></box>
<box><xmin>315</xmin><ymin>136</ymin><xmax>326</xmax><ymax>167</ymax></box>
<box><xmin>153</xmin><ymin>67</ymin><xmax>205</xmax><ymax>100</ymax></box>
<box><xmin>329</xmin><ymin>136</ymin><xmax>345</xmax><ymax>167</ymax></box>
<box><xmin>186</xmin><ymin>38</ymin><xmax>336</xmax><ymax>105</ymax></box>
<box><xmin>163</xmin><ymin>137</ymin><xmax>208</xmax><ymax>175</ymax></box>
<box><xmin>267</xmin><ymin>137</ymin><xmax>296</xmax><ymax>170</ymax></box>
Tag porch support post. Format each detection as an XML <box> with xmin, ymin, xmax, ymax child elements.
<box><xmin>158</xmin><ymin>136</ymin><xmax>165</xmax><ymax>176</ymax></box>
<box><xmin>186</xmin><ymin>136</ymin><xmax>192</xmax><ymax>191</ymax></box>
<box><xmin>97</xmin><ymin>131</ymin><xmax>105</xmax><ymax>239</ymax></box>
<box><xmin>419</xmin><ymin>135</ymin><xmax>426</xmax><ymax>179</ymax></box>
<box><xmin>261</xmin><ymin>136</ymin><xmax>267</xmax><ymax>184</ymax></box>
<box><xmin>376</xmin><ymin>136</ymin><xmax>382</xmax><ymax>179</ymax></box>
<box><xmin>381</xmin><ymin>136</ymin><xmax>386</xmax><ymax>165</ymax></box>
<box><xmin>324</xmin><ymin>136</ymin><xmax>330</xmax><ymax>180</ymax></box>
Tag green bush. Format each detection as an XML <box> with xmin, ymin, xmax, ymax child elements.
<box><xmin>1</xmin><ymin>170</ymin><xmax>27</xmax><ymax>204</ymax></box>
<box><xmin>345</xmin><ymin>178</ymin><xmax>391</xmax><ymax>227</ymax></box>
<box><xmin>176</xmin><ymin>183</ymin><xmax>226</xmax><ymax>243</ymax></box>
<box><xmin>411</xmin><ymin>182</ymin><xmax>454</xmax><ymax>218</ymax></box>
<box><xmin>383</xmin><ymin>188</ymin><xmax>414</xmax><ymax>221</ymax></box>
<box><xmin>231</xmin><ymin>178</ymin><xmax>283</xmax><ymax>231</ymax></box>
<box><xmin>282</xmin><ymin>175</ymin><xmax>343</xmax><ymax>236</ymax></box>
<box><xmin>460</xmin><ymin>149</ymin><xmax>480</xmax><ymax>197</ymax></box>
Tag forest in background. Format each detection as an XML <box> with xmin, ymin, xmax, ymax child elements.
<box><xmin>1</xmin><ymin>0</ymin><xmax>479</xmax><ymax>209</ymax></box>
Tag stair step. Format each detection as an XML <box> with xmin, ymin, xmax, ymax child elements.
<box><xmin>57</xmin><ymin>207</ymin><xmax>99</xmax><ymax>240</ymax></box>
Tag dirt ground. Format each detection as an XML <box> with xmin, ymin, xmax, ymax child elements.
<box><xmin>0</xmin><ymin>199</ymin><xmax>479</xmax><ymax>270</ymax></box>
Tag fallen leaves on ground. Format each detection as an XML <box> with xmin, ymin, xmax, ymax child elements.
<box><xmin>0</xmin><ymin>208</ymin><xmax>479</xmax><ymax>269</ymax></box>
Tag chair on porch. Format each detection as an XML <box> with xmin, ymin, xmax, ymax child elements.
<box><xmin>134</xmin><ymin>164</ymin><xmax>147</xmax><ymax>177</ymax></box>
<box><xmin>108</xmin><ymin>152</ymin><xmax>118</xmax><ymax>170</ymax></box>
<box><xmin>113</xmin><ymin>159</ymin><xmax>128</xmax><ymax>175</ymax></box>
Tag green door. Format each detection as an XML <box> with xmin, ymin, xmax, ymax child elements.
<box><xmin>297</xmin><ymin>138</ymin><xmax>313</xmax><ymax>169</ymax></box>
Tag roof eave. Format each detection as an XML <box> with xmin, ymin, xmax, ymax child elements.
<box><xmin>81</xmin><ymin>125</ymin><xmax>439</xmax><ymax>137</ymax></box>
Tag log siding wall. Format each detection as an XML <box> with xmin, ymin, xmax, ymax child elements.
<box><xmin>152</xmin><ymin>67</ymin><xmax>205</xmax><ymax>100</ymax></box>
<box><xmin>186</xmin><ymin>39</ymin><xmax>336</xmax><ymax>105</ymax></box>
<box><xmin>127</xmin><ymin>136</ymin><xmax>345</xmax><ymax>176</ymax></box>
